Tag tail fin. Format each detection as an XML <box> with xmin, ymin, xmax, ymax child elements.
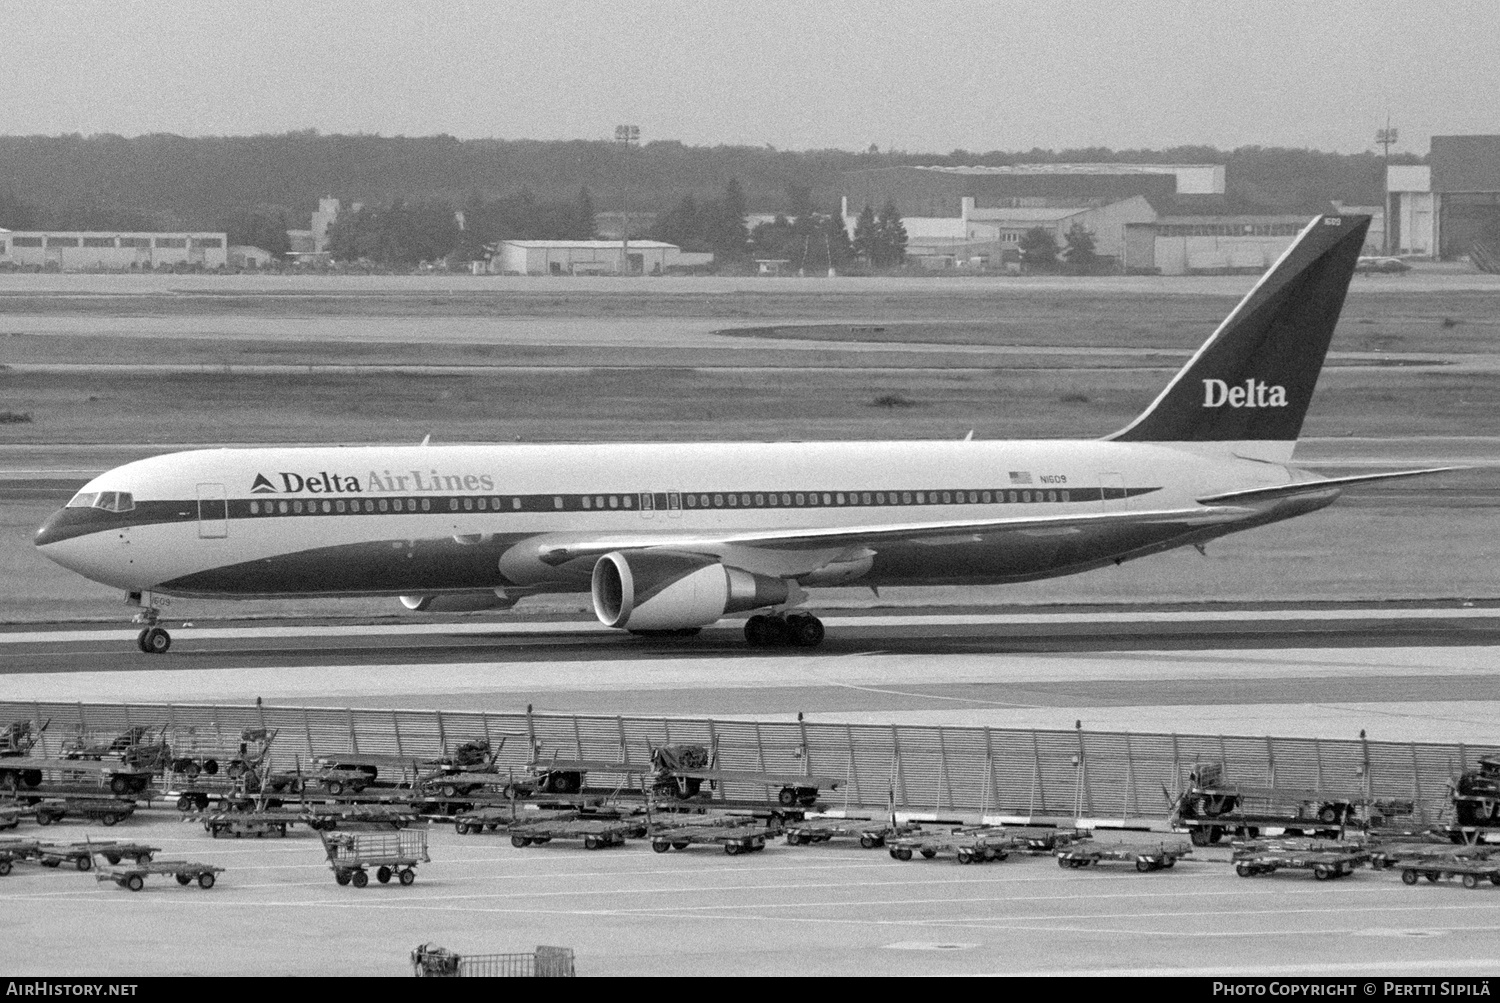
<box><xmin>1109</xmin><ymin>214</ymin><xmax>1370</xmax><ymax>458</ymax></box>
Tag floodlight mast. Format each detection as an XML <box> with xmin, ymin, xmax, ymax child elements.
<box><xmin>1376</xmin><ymin>117</ymin><xmax>1398</xmax><ymax>254</ymax></box>
<box><xmin>615</xmin><ymin>125</ymin><xmax>641</xmax><ymax>274</ymax></box>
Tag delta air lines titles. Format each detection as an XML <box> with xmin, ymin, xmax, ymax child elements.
<box><xmin>252</xmin><ymin>469</ymin><xmax>498</xmax><ymax>495</ymax></box>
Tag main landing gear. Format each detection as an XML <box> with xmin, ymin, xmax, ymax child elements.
<box><xmin>129</xmin><ymin>592</ymin><xmax>171</xmax><ymax>654</ymax></box>
<box><xmin>744</xmin><ymin>612</ymin><xmax>825</xmax><ymax>649</ymax></box>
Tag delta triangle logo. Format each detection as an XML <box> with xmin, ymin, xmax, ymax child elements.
<box><xmin>250</xmin><ymin>473</ymin><xmax>277</xmax><ymax>494</ymax></box>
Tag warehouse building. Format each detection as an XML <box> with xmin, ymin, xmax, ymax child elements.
<box><xmin>840</xmin><ymin>164</ymin><xmax>1332</xmax><ymax>274</ymax></box>
<box><xmin>0</xmin><ymin>230</ymin><xmax>228</xmax><ymax>270</ymax></box>
<box><xmin>1388</xmin><ymin>135</ymin><xmax>1500</xmax><ymax>259</ymax></box>
<box><xmin>488</xmin><ymin>239</ymin><xmax>708</xmax><ymax>275</ymax></box>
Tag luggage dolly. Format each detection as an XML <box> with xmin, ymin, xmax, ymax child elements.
<box><xmin>649</xmin><ymin>817</ymin><xmax>768</xmax><ymax>856</ymax></box>
<box><xmin>887</xmin><ymin>827</ymin><xmax>1012</xmax><ymax>865</ymax></box>
<box><xmin>1398</xmin><ymin>858</ymin><xmax>1500</xmax><ymax>889</ymax></box>
<box><xmin>1232</xmin><ymin>843</ymin><xmax>1368</xmax><ymax>880</ymax></box>
<box><xmin>782</xmin><ymin>817</ymin><xmax>921</xmax><ymax>849</ymax></box>
<box><xmin>96</xmin><ymin>859</ymin><xmax>223</xmax><ymax>892</ymax></box>
<box><xmin>1057</xmin><ymin>840</ymin><xmax>1191</xmax><ymax>872</ymax></box>
<box><xmin>508</xmin><ymin>815</ymin><xmax>638</xmax><ymax>850</ymax></box>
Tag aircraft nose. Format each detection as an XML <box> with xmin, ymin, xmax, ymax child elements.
<box><xmin>34</xmin><ymin>506</ymin><xmax>103</xmax><ymax>550</ymax></box>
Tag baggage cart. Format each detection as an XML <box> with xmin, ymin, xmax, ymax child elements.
<box><xmin>1008</xmin><ymin>826</ymin><xmax>1091</xmax><ymax>854</ymax></box>
<box><xmin>649</xmin><ymin>815</ymin><xmax>768</xmax><ymax>856</ymax></box>
<box><xmin>453</xmin><ymin>806</ymin><xmax>511</xmax><ymax>834</ymax></box>
<box><xmin>411</xmin><ymin>943</ymin><xmax>575</xmax><ymax>978</ymax></box>
<box><xmin>0</xmin><ymin>756</ymin><xmax>153</xmax><ymax>795</ymax></box>
<box><xmin>1057</xmin><ymin>840</ymin><xmax>1192</xmax><ymax>872</ymax></box>
<box><xmin>507</xmin><ymin>813</ymin><xmax>639</xmax><ymax>850</ymax></box>
<box><xmin>782</xmin><ymin>816</ymin><xmax>920</xmax><ymax>848</ymax></box>
<box><xmin>321</xmin><ymin>828</ymin><xmax>429</xmax><ymax>887</ymax></box>
<box><xmin>203</xmin><ymin>811</ymin><xmax>293</xmax><ymax>838</ymax></box>
<box><xmin>1170</xmin><ymin>762</ymin><xmax>1364</xmax><ymax>845</ymax></box>
<box><xmin>1397</xmin><ymin>858</ymin><xmax>1500</xmax><ymax>889</ymax></box>
<box><xmin>887</xmin><ymin>826</ymin><xmax>1013</xmax><ymax>865</ymax></box>
<box><xmin>0</xmin><ymin>805</ymin><xmax>20</xmax><ymax>830</ymax></box>
<box><xmin>34</xmin><ymin>797</ymin><xmax>136</xmax><ymax>827</ymax></box>
<box><xmin>95</xmin><ymin>859</ymin><xmax>223</xmax><ymax>892</ymax></box>
<box><xmin>0</xmin><ymin>848</ymin><xmax>17</xmax><ymax>876</ymax></box>
<box><xmin>1232</xmin><ymin>838</ymin><xmax>1368</xmax><ymax>880</ymax></box>
<box><xmin>1367</xmin><ymin>839</ymin><xmax>1493</xmax><ymax>871</ymax></box>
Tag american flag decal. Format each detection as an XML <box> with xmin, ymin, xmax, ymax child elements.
<box><xmin>1008</xmin><ymin>471</ymin><xmax>1032</xmax><ymax>485</ymax></box>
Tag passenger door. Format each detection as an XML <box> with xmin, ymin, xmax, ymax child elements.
<box><xmin>197</xmin><ymin>482</ymin><xmax>228</xmax><ymax>539</ymax></box>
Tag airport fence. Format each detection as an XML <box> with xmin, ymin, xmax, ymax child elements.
<box><xmin>1</xmin><ymin>699</ymin><xmax>1489</xmax><ymax>825</ymax></box>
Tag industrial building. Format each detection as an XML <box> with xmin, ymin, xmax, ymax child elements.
<box><xmin>1387</xmin><ymin>135</ymin><xmax>1500</xmax><ymax>259</ymax></box>
<box><xmin>0</xmin><ymin>230</ymin><xmax>228</xmax><ymax>270</ymax></box>
<box><xmin>488</xmin><ymin>239</ymin><xmax>708</xmax><ymax>275</ymax></box>
<box><xmin>839</xmin><ymin>163</ymin><xmax>1334</xmax><ymax>274</ymax></box>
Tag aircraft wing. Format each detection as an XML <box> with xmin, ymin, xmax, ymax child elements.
<box><xmin>537</xmin><ymin>505</ymin><xmax>1245</xmax><ymax>564</ymax></box>
<box><xmin>1195</xmin><ymin>466</ymin><xmax>1463</xmax><ymax>505</ymax></box>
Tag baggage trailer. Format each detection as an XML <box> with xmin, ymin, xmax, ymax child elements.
<box><xmin>507</xmin><ymin>813</ymin><xmax>642</xmax><ymax>850</ymax></box>
<box><xmin>95</xmin><ymin>859</ymin><xmax>223</xmax><ymax>892</ymax></box>
<box><xmin>649</xmin><ymin>815</ymin><xmax>769</xmax><ymax>856</ymax></box>
<box><xmin>1008</xmin><ymin>826</ymin><xmax>1091</xmax><ymax>854</ymax></box>
<box><xmin>411</xmin><ymin>943</ymin><xmax>575</xmax><ymax>978</ymax></box>
<box><xmin>0</xmin><ymin>756</ymin><xmax>153</xmax><ymax>795</ymax></box>
<box><xmin>203</xmin><ymin>811</ymin><xmax>296</xmax><ymax>838</ymax></box>
<box><xmin>1397</xmin><ymin>858</ymin><xmax>1500</xmax><ymax>889</ymax></box>
<box><xmin>887</xmin><ymin>826</ymin><xmax>1013</xmax><ymax>865</ymax></box>
<box><xmin>783</xmin><ymin>816</ymin><xmax>921</xmax><ymax>848</ymax></box>
<box><xmin>34</xmin><ymin>797</ymin><xmax>136</xmax><ymax>827</ymax></box>
<box><xmin>1231</xmin><ymin>839</ymin><xmax>1369</xmax><ymax>880</ymax></box>
<box><xmin>1057</xmin><ymin>840</ymin><xmax>1192</xmax><ymax>872</ymax></box>
<box><xmin>0</xmin><ymin>805</ymin><xmax>19</xmax><ymax>830</ymax></box>
<box><xmin>321</xmin><ymin>828</ymin><xmax>429</xmax><ymax>887</ymax></box>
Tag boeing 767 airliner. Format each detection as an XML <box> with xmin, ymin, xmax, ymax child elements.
<box><xmin>34</xmin><ymin>213</ymin><xmax>1452</xmax><ymax>653</ymax></box>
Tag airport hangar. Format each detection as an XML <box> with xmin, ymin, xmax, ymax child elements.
<box><xmin>838</xmin><ymin>162</ymin><xmax>1376</xmax><ymax>274</ymax></box>
<box><xmin>0</xmin><ymin>229</ymin><xmax>228</xmax><ymax>270</ymax></box>
<box><xmin>1388</xmin><ymin>133</ymin><xmax>1500</xmax><ymax>259</ymax></box>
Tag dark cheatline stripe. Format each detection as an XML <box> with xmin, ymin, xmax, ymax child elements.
<box><xmin>37</xmin><ymin>484</ymin><xmax>1163</xmax><ymax>544</ymax></box>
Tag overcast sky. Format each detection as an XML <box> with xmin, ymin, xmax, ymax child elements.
<box><xmin>0</xmin><ymin>0</ymin><xmax>1494</xmax><ymax>155</ymax></box>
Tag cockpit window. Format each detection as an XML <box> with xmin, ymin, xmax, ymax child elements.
<box><xmin>65</xmin><ymin>491</ymin><xmax>134</xmax><ymax>513</ymax></box>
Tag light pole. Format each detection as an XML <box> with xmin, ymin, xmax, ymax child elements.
<box><xmin>1376</xmin><ymin>117</ymin><xmax>1398</xmax><ymax>255</ymax></box>
<box><xmin>614</xmin><ymin>125</ymin><xmax>640</xmax><ymax>274</ymax></box>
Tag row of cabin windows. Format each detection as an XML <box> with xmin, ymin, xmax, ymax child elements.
<box><xmin>243</xmin><ymin>488</ymin><xmax>1070</xmax><ymax>517</ymax></box>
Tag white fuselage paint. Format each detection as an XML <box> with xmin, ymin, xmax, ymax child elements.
<box><xmin>39</xmin><ymin>438</ymin><xmax>1299</xmax><ymax>598</ymax></box>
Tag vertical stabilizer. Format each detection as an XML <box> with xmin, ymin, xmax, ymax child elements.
<box><xmin>1109</xmin><ymin>214</ymin><xmax>1370</xmax><ymax>456</ymax></box>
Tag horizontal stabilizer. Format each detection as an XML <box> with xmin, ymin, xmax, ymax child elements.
<box><xmin>1195</xmin><ymin>466</ymin><xmax>1463</xmax><ymax>505</ymax></box>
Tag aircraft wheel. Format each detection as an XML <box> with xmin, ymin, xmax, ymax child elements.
<box><xmin>788</xmin><ymin>614</ymin><xmax>825</xmax><ymax>648</ymax></box>
<box><xmin>143</xmin><ymin>628</ymin><xmax>171</xmax><ymax>654</ymax></box>
<box><xmin>744</xmin><ymin>615</ymin><xmax>771</xmax><ymax>646</ymax></box>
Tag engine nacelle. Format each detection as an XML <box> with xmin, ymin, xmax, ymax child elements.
<box><xmin>591</xmin><ymin>550</ymin><xmax>794</xmax><ymax>630</ymax></box>
<box><xmin>399</xmin><ymin>589</ymin><xmax>517</xmax><ymax>613</ymax></box>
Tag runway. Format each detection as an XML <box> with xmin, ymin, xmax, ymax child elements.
<box><xmin>4</xmin><ymin>605</ymin><xmax>1498</xmax><ymax>743</ymax></box>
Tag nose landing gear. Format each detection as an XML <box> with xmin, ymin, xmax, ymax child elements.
<box><xmin>744</xmin><ymin>612</ymin><xmax>825</xmax><ymax>648</ymax></box>
<box><xmin>129</xmin><ymin>592</ymin><xmax>172</xmax><ymax>654</ymax></box>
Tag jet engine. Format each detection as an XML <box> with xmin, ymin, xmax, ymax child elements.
<box><xmin>399</xmin><ymin>589</ymin><xmax>517</xmax><ymax>613</ymax></box>
<box><xmin>591</xmin><ymin>550</ymin><xmax>795</xmax><ymax>630</ymax></box>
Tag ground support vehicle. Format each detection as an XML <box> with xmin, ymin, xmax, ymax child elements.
<box><xmin>782</xmin><ymin>816</ymin><xmax>920</xmax><ymax>848</ymax></box>
<box><xmin>507</xmin><ymin>814</ymin><xmax>639</xmax><ymax>850</ymax></box>
<box><xmin>887</xmin><ymin>827</ymin><xmax>1013</xmax><ymax>865</ymax></box>
<box><xmin>0</xmin><ymin>805</ymin><xmax>19</xmax><ymax>830</ymax></box>
<box><xmin>62</xmin><ymin>726</ymin><xmax>171</xmax><ymax>773</ymax></box>
<box><xmin>452</xmin><ymin>806</ymin><xmax>511</xmax><ymax>834</ymax></box>
<box><xmin>0</xmin><ymin>847</ymin><xmax>18</xmax><ymax>876</ymax></box>
<box><xmin>203</xmin><ymin>811</ymin><xmax>296</xmax><ymax>838</ymax></box>
<box><xmin>34</xmin><ymin>797</ymin><xmax>135</xmax><ymax>826</ymax></box>
<box><xmin>95</xmin><ymin>859</ymin><xmax>223</xmax><ymax>892</ymax></box>
<box><xmin>321</xmin><ymin>829</ymin><xmax>429</xmax><ymax>887</ymax></box>
<box><xmin>1367</xmin><ymin>838</ymin><xmax>1491</xmax><ymax>871</ymax></box>
<box><xmin>411</xmin><ymin>943</ymin><xmax>575</xmax><ymax>978</ymax></box>
<box><xmin>1397</xmin><ymin>858</ymin><xmax>1500</xmax><ymax>889</ymax></box>
<box><xmin>649</xmin><ymin>815</ymin><xmax>769</xmax><ymax>856</ymax></box>
<box><xmin>0</xmin><ymin>719</ymin><xmax>45</xmax><ymax>757</ymax></box>
<box><xmin>1057</xmin><ymin>840</ymin><xmax>1192</xmax><ymax>872</ymax></box>
<box><xmin>1231</xmin><ymin>839</ymin><xmax>1369</xmax><ymax>880</ymax></box>
<box><xmin>166</xmin><ymin>727</ymin><xmax>276</xmax><ymax>779</ymax></box>
<box><xmin>0</xmin><ymin>757</ymin><xmax>153</xmax><ymax>795</ymax></box>
<box><xmin>31</xmin><ymin>840</ymin><xmax>158</xmax><ymax>871</ymax></box>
